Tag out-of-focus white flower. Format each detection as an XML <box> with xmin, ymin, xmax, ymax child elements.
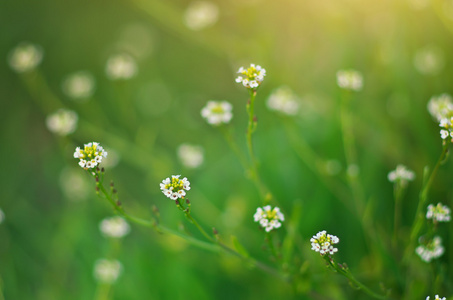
<box><xmin>414</xmin><ymin>46</ymin><xmax>444</xmax><ymax>75</ymax></box>
<box><xmin>310</xmin><ymin>230</ymin><xmax>340</xmax><ymax>256</ymax></box>
<box><xmin>8</xmin><ymin>42</ymin><xmax>43</xmax><ymax>73</ymax></box>
<box><xmin>184</xmin><ymin>1</ymin><xmax>219</xmax><ymax>31</ymax></box>
<box><xmin>416</xmin><ymin>236</ymin><xmax>444</xmax><ymax>262</ymax></box>
<box><xmin>336</xmin><ymin>69</ymin><xmax>363</xmax><ymax>91</ymax></box>
<box><xmin>160</xmin><ymin>175</ymin><xmax>191</xmax><ymax>200</ymax></box>
<box><xmin>0</xmin><ymin>208</ymin><xmax>4</xmax><ymax>224</ymax></box>
<box><xmin>235</xmin><ymin>64</ymin><xmax>266</xmax><ymax>90</ymax></box>
<box><xmin>94</xmin><ymin>259</ymin><xmax>122</xmax><ymax>284</ymax></box>
<box><xmin>177</xmin><ymin>144</ymin><xmax>204</xmax><ymax>168</ymax></box>
<box><xmin>106</xmin><ymin>53</ymin><xmax>137</xmax><ymax>80</ymax></box>
<box><xmin>74</xmin><ymin>142</ymin><xmax>108</xmax><ymax>170</ymax></box>
<box><xmin>62</xmin><ymin>71</ymin><xmax>95</xmax><ymax>100</ymax></box>
<box><xmin>427</xmin><ymin>94</ymin><xmax>453</xmax><ymax>122</ymax></box>
<box><xmin>426</xmin><ymin>203</ymin><xmax>451</xmax><ymax>222</ymax></box>
<box><xmin>266</xmin><ymin>86</ymin><xmax>300</xmax><ymax>115</ymax></box>
<box><xmin>388</xmin><ymin>165</ymin><xmax>415</xmax><ymax>185</ymax></box>
<box><xmin>426</xmin><ymin>295</ymin><xmax>447</xmax><ymax>300</ymax></box>
<box><xmin>253</xmin><ymin>205</ymin><xmax>284</xmax><ymax>232</ymax></box>
<box><xmin>99</xmin><ymin>216</ymin><xmax>131</xmax><ymax>238</ymax></box>
<box><xmin>46</xmin><ymin>109</ymin><xmax>78</xmax><ymax>136</ymax></box>
<box><xmin>201</xmin><ymin>100</ymin><xmax>233</xmax><ymax>126</ymax></box>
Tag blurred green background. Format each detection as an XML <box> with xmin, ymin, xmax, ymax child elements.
<box><xmin>1</xmin><ymin>0</ymin><xmax>453</xmax><ymax>299</ymax></box>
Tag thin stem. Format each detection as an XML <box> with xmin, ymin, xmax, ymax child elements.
<box><xmin>94</xmin><ymin>283</ymin><xmax>111</xmax><ymax>300</ymax></box>
<box><xmin>266</xmin><ymin>232</ymin><xmax>279</xmax><ymax>262</ymax></box>
<box><xmin>392</xmin><ymin>182</ymin><xmax>406</xmax><ymax>248</ymax></box>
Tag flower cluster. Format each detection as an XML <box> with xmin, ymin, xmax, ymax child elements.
<box><xmin>46</xmin><ymin>109</ymin><xmax>78</xmax><ymax>136</ymax></box>
<box><xmin>426</xmin><ymin>295</ymin><xmax>447</xmax><ymax>300</ymax></box>
<box><xmin>388</xmin><ymin>164</ymin><xmax>415</xmax><ymax>184</ymax></box>
<box><xmin>426</xmin><ymin>203</ymin><xmax>451</xmax><ymax>222</ymax></box>
<box><xmin>62</xmin><ymin>71</ymin><xmax>95</xmax><ymax>100</ymax></box>
<box><xmin>310</xmin><ymin>230</ymin><xmax>340</xmax><ymax>256</ymax></box>
<box><xmin>177</xmin><ymin>144</ymin><xmax>204</xmax><ymax>168</ymax></box>
<box><xmin>235</xmin><ymin>64</ymin><xmax>266</xmax><ymax>89</ymax></box>
<box><xmin>99</xmin><ymin>216</ymin><xmax>131</xmax><ymax>238</ymax></box>
<box><xmin>439</xmin><ymin>117</ymin><xmax>453</xmax><ymax>141</ymax></box>
<box><xmin>427</xmin><ymin>93</ymin><xmax>453</xmax><ymax>122</ymax></box>
<box><xmin>253</xmin><ymin>205</ymin><xmax>285</xmax><ymax>232</ymax></box>
<box><xmin>184</xmin><ymin>1</ymin><xmax>219</xmax><ymax>31</ymax></box>
<box><xmin>94</xmin><ymin>259</ymin><xmax>122</xmax><ymax>284</ymax></box>
<box><xmin>201</xmin><ymin>101</ymin><xmax>233</xmax><ymax>126</ymax></box>
<box><xmin>160</xmin><ymin>175</ymin><xmax>191</xmax><ymax>200</ymax></box>
<box><xmin>73</xmin><ymin>142</ymin><xmax>108</xmax><ymax>169</ymax></box>
<box><xmin>106</xmin><ymin>53</ymin><xmax>137</xmax><ymax>80</ymax></box>
<box><xmin>8</xmin><ymin>42</ymin><xmax>43</xmax><ymax>73</ymax></box>
<box><xmin>416</xmin><ymin>236</ymin><xmax>444</xmax><ymax>262</ymax></box>
<box><xmin>336</xmin><ymin>69</ymin><xmax>363</xmax><ymax>91</ymax></box>
<box><xmin>266</xmin><ymin>86</ymin><xmax>300</xmax><ymax>116</ymax></box>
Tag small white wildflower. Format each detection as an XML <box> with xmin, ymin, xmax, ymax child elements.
<box><xmin>427</xmin><ymin>94</ymin><xmax>453</xmax><ymax>122</ymax></box>
<box><xmin>426</xmin><ymin>295</ymin><xmax>447</xmax><ymax>300</ymax></box>
<box><xmin>310</xmin><ymin>230</ymin><xmax>340</xmax><ymax>256</ymax></box>
<box><xmin>439</xmin><ymin>117</ymin><xmax>453</xmax><ymax>141</ymax></box>
<box><xmin>46</xmin><ymin>109</ymin><xmax>78</xmax><ymax>136</ymax></box>
<box><xmin>160</xmin><ymin>175</ymin><xmax>191</xmax><ymax>200</ymax></box>
<box><xmin>253</xmin><ymin>205</ymin><xmax>284</xmax><ymax>232</ymax></box>
<box><xmin>266</xmin><ymin>86</ymin><xmax>300</xmax><ymax>115</ymax></box>
<box><xmin>94</xmin><ymin>259</ymin><xmax>122</xmax><ymax>284</ymax></box>
<box><xmin>99</xmin><ymin>216</ymin><xmax>131</xmax><ymax>238</ymax></box>
<box><xmin>177</xmin><ymin>144</ymin><xmax>204</xmax><ymax>168</ymax></box>
<box><xmin>336</xmin><ymin>69</ymin><xmax>363</xmax><ymax>91</ymax></box>
<box><xmin>62</xmin><ymin>71</ymin><xmax>95</xmax><ymax>100</ymax></box>
<box><xmin>201</xmin><ymin>100</ymin><xmax>233</xmax><ymax>126</ymax></box>
<box><xmin>73</xmin><ymin>142</ymin><xmax>108</xmax><ymax>170</ymax></box>
<box><xmin>414</xmin><ymin>46</ymin><xmax>444</xmax><ymax>75</ymax></box>
<box><xmin>388</xmin><ymin>164</ymin><xmax>415</xmax><ymax>185</ymax></box>
<box><xmin>106</xmin><ymin>53</ymin><xmax>137</xmax><ymax>80</ymax></box>
<box><xmin>235</xmin><ymin>64</ymin><xmax>266</xmax><ymax>90</ymax></box>
<box><xmin>426</xmin><ymin>203</ymin><xmax>451</xmax><ymax>222</ymax></box>
<box><xmin>184</xmin><ymin>1</ymin><xmax>219</xmax><ymax>31</ymax></box>
<box><xmin>8</xmin><ymin>42</ymin><xmax>43</xmax><ymax>73</ymax></box>
<box><xmin>416</xmin><ymin>236</ymin><xmax>444</xmax><ymax>262</ymax></box>
<box><xmin>0</xmin><ymin>208</ymin><xmax>4</xmax><ymax>224</ymax></box>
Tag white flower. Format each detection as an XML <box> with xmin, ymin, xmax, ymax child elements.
<box><xmin>100</xmin><ymin>216</ymin><xmax>131</xmax><ymax>238</ymax></box>
<box><xmin>426</xmin><ymin>295</ymin><xmax>447</xmax><ymax>300</ymax></box>
<box><xmin>201</xmin><ymin>100</ymin><xmax>233</xmax><ymax>126</ymax></box>
<box><xmin>388</xmin><ymin>165</ymin><xmax>415</xmax><ymax>184</ymax></box>
<box><xmin>426</xmin><ymin>203</ymin><xmax>451</xmax><ymax>222</ymax></box>
<box><xmin>416</xmin><ymin>236</ymin><xmax>444</xmax><ymax>262</ymax></box>
<box><xmin>184</xmin><ymin>1</ymin><xmax>219</xmax><ymax>31</ymax></box>
<box><xmin>0</xmin><ymin>208</ymin><xmax>4</xmax><ymax>224</ymax></box>
<box><xmin>177</xmin><ymin>144</ymin><xmax>204</xmax><ymax>168</ymax></box>
<box><xmin>45</xmin><ymin>109</ymin><xmax>78</xmax><ymax>136</ymax></box>
<box><xmin>73</xmin><ymin>142</ymin><xmax>108</xmax><ymax>170</ymax></box>
<box><xmin>235</xmin><ymin>64</ymin><xmax>266</xmax><ymax>90</ymax></box>
<box><xmin>439</xmin><ymin>116</ymin><xmax>453</xmax><ymax>141</ymax></box>
<box><xmin>336</xmin><ymin>69</ymin><xmax>363</xmax><ymax>91</ymax></box>
<box><xmin>160</xmin><ymin>175</ymin><xmax>191</xmax><ymax>200</ymax></box>
<box><xmin>106</xmin><ymin>53</ymin><xmax>137</xmax><ymax>80</ymax></box>
<box><xmin>8</xmin><ymin>42</ymin><xmax>43</xmax><ymax>73</ymax></box>
<box><xmin>310</xmin><ymin>230</ymin><xmax>340</xmax><ymax>256</ymax></box>
<box><xmin>266</xmin><ymin>86</ymin><xmax>300</xmax><ymax>115</ymax></box>
<box><xmin>414</xmin><ymin>45</ymin><xmax>444</xmax><ymax>75</ymax></box>
<box><xmin>94</xmin><ymin>259</ymin><xmax>122</xmax><ymax>284</ymax></box>
<box><xmin>253</xmin><ymin>205</ymin><xmax>284</xmax><ymax>232</ymax></box>
<box><xmin>427</xmin><ymin>94</ymin><xmax>453</xmax><ymax>122</ymax></box>
<box><xmin>62</xmin><ymin>71</ymin><xmax>95</xmax><ymax>100</ymax></box>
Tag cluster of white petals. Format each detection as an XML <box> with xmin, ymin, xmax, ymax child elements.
<box><xmin>177</xmin><ymin>144</ymin><xmax>204</xmax><ymax>168</ymax></box>
<box><xmin>160</xmin><ymin>175</ymin><xmax>191</xmax><ymax>200</ymax></box>
<box><xmin>427</xmin><ymin>94</ymin><xmax>453</xmax><ymax>122</ymax></box>
<box><xmin>73</xmin><ymin>142</ymin><xmax>108</xmax><ymax>169</ymax></box>
<box><xmin>253</xmin><ymin>205</ymin><xmax>285</xmax><ymax>232</ymax></box>
<box><xmin>46</xmin><ymin>109</ymin><xmax>78</xmax><ymax>136</ymax></box>
<box><xmin>336</xmin><ymin>69</ymin><xmax>363</xmax><ymax>91</ymax></box>
<box><xmin>266</xmin><ymin>86</ymin><xmax>300</xmax><ymax>115</ymax></box>
<box><xmin>201</xmin><ymin>101</ymin><xmax>233</xmax><ymax>126</ymax></box>
<box><xmin>310</xmin><ymin>230</ymin><xmax>340</xmax><ymax>256</ymax></box>
<box><xmin>8</xmin><ymin>42</ymin><xmax>43</xmax><ymax>73</ymax></box>
<box><xmin>426</xmin><ymin>203</ymin><xmax>451</xmax><ymax>222</ymax></box>
<box><xmin>106</xmin><ymin>53</ymin><xmax>137</xmax><ymax>80</ymax></box>
<box><xmin>94</xmin><ymin>259</ymin><xmax>122</xmax><ymax>284</ymax></box>
<box><xmin>426</xmin><ymin>295</ymin><xmax>447</xmax><ymax>300</ymax></box>
<box><xmin>416</xmin><ymin>236</ymin><xmax>444</xmax><ymax>262</ymax></box>
<box><xmin>235</xmin><ymin>64</ymin><xmax>266</xmax><ymax>89</ymax></box>
<box><xmin>388</xmin><ymin>164</ymin><xmax>415</xmax><ymax>184</ymax></box>
<box><xmin>99</xmin><ymin>216</ymin><xmax>131</xmax><ymax>238</ymax></box>
<box><xmin>62</xmin><ymin>71</ymin><xmax>95</xmax><ymax>100</ymax></box>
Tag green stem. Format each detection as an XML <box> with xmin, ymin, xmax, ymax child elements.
<box><xmin>94</xmin><ymin>283</ymin><xmax>111</xmax><ymax>300</ymax></box>
<box><xmin>266</xmin><ymin>232</ymin><xmax>279</xmax><ymax>261</ymax></box>
<box><xmin>392</xmin><ymin>182</ymin><xmax>406</xmax><ymax>248</ymax></box>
